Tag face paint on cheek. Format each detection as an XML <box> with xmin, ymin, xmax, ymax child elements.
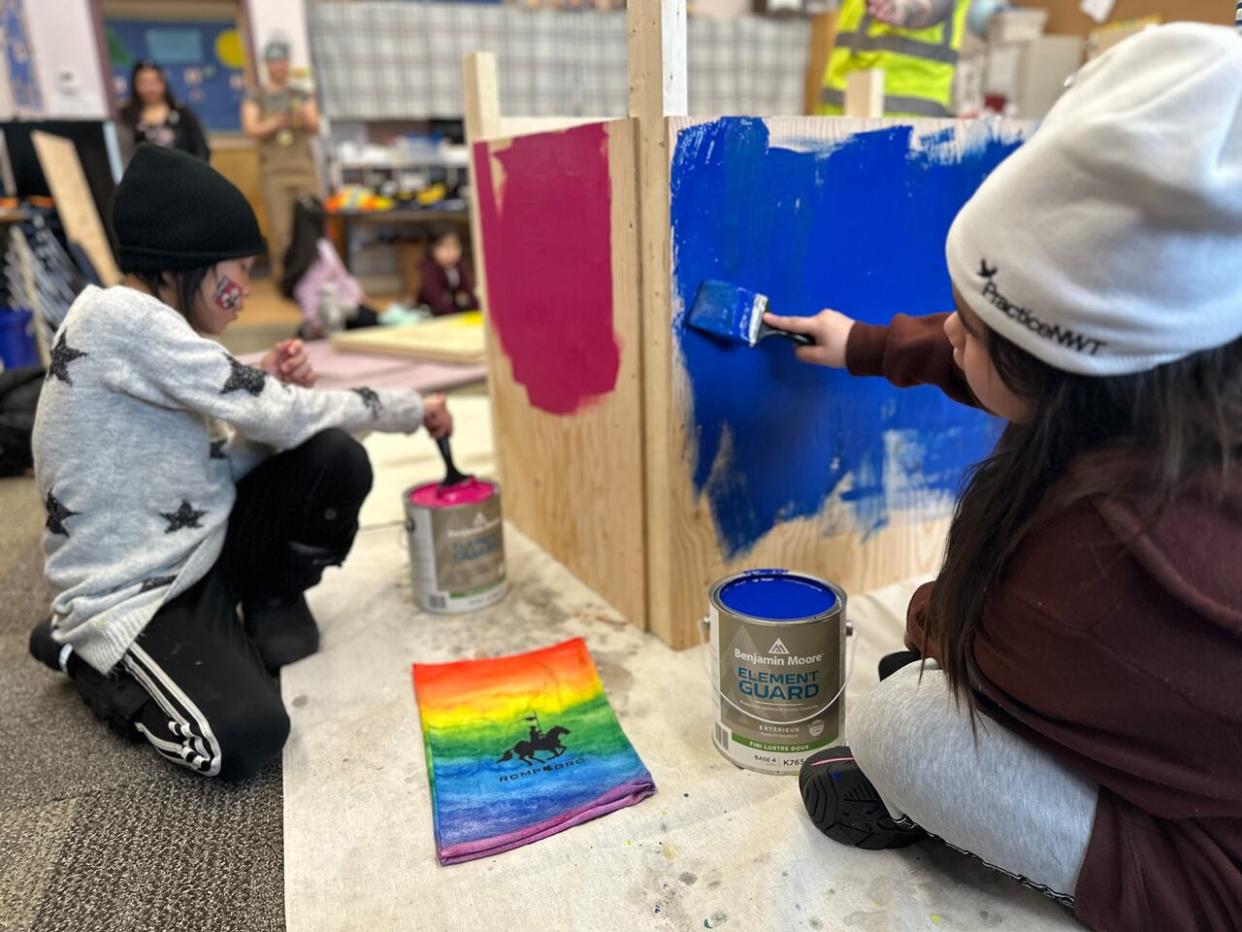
<box><xmin>213</xmin><ymin>276</ymin><xmax>244</xmax><ymax>312</ymax></box>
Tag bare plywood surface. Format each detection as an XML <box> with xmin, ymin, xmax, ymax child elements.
<box><xmin>472</xmin><ymin>121</ymin><xmax>647</xmax><ymax>629</ymax></box>
<box><xmin>845</xmin><ymin>69</ymin><xmax>886</xmax><ymax>118</ymax></box>
<box><xmin>462</xmin><ymin>52</ymin><xmax>501</xmax><ymax>142</ymax></box>
<box><xmin>497</xmin><ymin>116</ymin><xmax>610</xmax><ymax>139</ymax></box>
<box><xmin>31</xmin><ymin>131</ymin><xmax>120</xmax><ymax>286</ymax></box>
<box><xmin>330</xmin><ymin>314</ymin><xmax>487</xmax><ymax>364</ymax></box>
<box><xmin>629</xmin><ymin>0</ymin><xmax>688</xmax><ymax>645</ymax></box>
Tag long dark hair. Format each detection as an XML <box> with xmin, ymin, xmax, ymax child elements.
<box><xmin>927</xmin><ymin>325</ymin><xmax>1242</xmax><ymax>707</ymax></box>
<box><xmin>120</xmin><ymin>60</ymin><xmax>177</xmax><ymax>126</ymax></box>
<box><xmin>280</xmin><ymin>195</ymin><xmax>326</xmax><ymax>297</ymax></box>
<box><xmin>129</xmin><ymin>268</ymin><xmax>213</xmax><ymax>321</ymax></box>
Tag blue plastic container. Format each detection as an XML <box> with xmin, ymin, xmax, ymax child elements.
<box><xmin>0</xmin><ymin>309</ymin><xmax>38</xmax><ymax>370</ymax></box>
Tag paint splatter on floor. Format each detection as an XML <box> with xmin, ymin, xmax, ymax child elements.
<box><xmin>670</xmin><ymin>118</ymin><xmax>1024</xmax><ymax>557</ymax></box>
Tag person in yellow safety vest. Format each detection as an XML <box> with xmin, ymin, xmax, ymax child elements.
<box><xmin>819</xmin><ymin>0</ymin><xmax>1005</xmax><ymax>118</ymax></box>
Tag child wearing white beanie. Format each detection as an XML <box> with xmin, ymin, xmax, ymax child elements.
<box><xmin>771</xmin><ymin>23</ymin><xmax>1242</xmax><ymax>929</ymax></box>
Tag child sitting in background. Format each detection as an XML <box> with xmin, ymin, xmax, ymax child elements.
<box><xmin>29</xmin><ymin>146</ymin><xmax>451</xmax><ymax>782</ymax></box>
<box><xmin>280</xmin><ymin>195</ymin><xmax>380</xmax><ymax>338</ymax></box>
<box><xmin>786</xmin><ymin>25</ymin><xmax>1241</xmax><ymax>930</ymax></box>
<box><xmin>417</xmin><ymin>229</ymin><xmax>478</xmax><ymax>317</ymax></box>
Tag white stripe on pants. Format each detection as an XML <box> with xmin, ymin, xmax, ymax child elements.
<box><xmin>123</xmin><ymin>643</ymin><xmax>223</xmax><ymax>777</ymax></box>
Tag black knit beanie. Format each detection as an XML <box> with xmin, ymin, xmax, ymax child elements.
<box><xmin>113</xmin><ymin>144</ymin><xmax>266</xmax><ymax>272</ymax></box>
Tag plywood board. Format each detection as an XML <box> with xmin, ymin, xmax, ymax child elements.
<box><xmin>496</xmin><ymin>116</ymin><xmax>609</xmax><ymax>139</ymax></box>
<box><xmin>471</xmin><ymin>120</ymin><xmax>646</xmax><ymax>628</ymax></box>
<box><xmin>653</xmin><ymin>115</ymin><xmax>1033</xmax><ymax>647</ymax></box>
<box><xmin>329</xmin><ymin>313</ymin><xmax>487</xmax><ymax>363</ymax></box>
<box><xmin>31</xmin><ymin>130</ymin><xmax>120</xmax><ymax>286</ymax></box>
<box><xmin>629</xmin><ymin>0</ymin><xmax>687</xmax><ymax>644</ymax></box>
<box><xmin>845</xmin><ymin>68</ymin><xmax>886</xmax><ymax>118</ymax></box>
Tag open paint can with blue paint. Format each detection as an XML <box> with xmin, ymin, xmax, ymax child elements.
<box><xmin>707</xmin><ymin>570</ymin><xmax>847</xmax><ymax>775</ymax></box>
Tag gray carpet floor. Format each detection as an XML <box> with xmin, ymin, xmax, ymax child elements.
<box><xmin>0</xmin><ymin>476</ymin><xmax>285</xmax><ymax>932</ymax></box>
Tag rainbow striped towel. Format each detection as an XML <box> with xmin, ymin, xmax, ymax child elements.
<box><xmin>412</xmin><ymin>638</ymin><xmax>656</xmax><ymax>865</ymax></box>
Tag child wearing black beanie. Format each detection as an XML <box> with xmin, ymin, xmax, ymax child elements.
<box><xmin>28</xmin><ymin>144</ymin><xmax>451</xmax><ymax>781</ymax></box>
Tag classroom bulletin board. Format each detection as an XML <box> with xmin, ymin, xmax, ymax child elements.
<box><xmin>105</xmin><ymin>18</ymin><xmax>248</xmax><ymax>131</ymax></box>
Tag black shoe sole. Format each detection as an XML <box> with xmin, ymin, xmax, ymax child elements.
<box><xmin>31</xmin><ymin>618</ymin><xmax>148</xmax><ymax>741</ymax></box>
<box><xmin>799</xmin><ymin>747</ymin><xmax>925</xmax><ymax>850</ymax></box>
<box><xmin>878</xmin><ymin>649</ymin><xmax>921</xmax><ymax>682</ymax></box>
<box><xmin>244</xmin><ymin>596</ymin><xmax>320</xmax><ymax>671</ymax></box>
<box><xmin>70</xmin><ymin>664</ymin><xmax>150</xmax><ymax>743</ymax></box>
<box><xmin>252</xmin><ymin>630</ymin><xmax>320</xmax><ymax>671</ymax></box>
<box><xmin>29</xmin><ymin>617</ymin><xmax>63</xmax><ymax>671</ymax></box>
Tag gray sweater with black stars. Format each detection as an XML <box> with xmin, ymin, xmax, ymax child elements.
<box><xmin>32</xmin><ymin>285</ymin><xmax>425</xmax><ymax>673</ymax></box>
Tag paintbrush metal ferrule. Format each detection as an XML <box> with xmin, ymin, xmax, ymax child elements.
<box><xmin>689</xmin><ymin>280</ymin><xmax>770</xmax><ymax>347</ymax></box>
<box><xmin>743</xmin><ymin>293</ymin><xmax>767</xmax><ymax>347</ymax></box>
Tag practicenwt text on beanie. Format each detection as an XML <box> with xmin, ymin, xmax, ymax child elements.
<box><xmin>946</xmin><ymin>23</ymin><xmax>1242</xmax><ymax>376</ymax></box>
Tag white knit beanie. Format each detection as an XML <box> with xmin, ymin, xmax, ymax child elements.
<box><xmin>946</xmin><ymin>23</ymin><xmax>1242</xmax><ymax>376</ymax></box>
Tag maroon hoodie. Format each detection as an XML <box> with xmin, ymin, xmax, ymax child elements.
<box><xmin>418</xmin><ymin>258</ymin><xmax>479</xmax><ymax>317</ymax></box>
<box><xmin>848</xmin><ymin>313</ymin><xmax>1242</xmax><ymax>931</ymax></box>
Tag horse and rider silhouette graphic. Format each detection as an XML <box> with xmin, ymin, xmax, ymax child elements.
<box><xmin>497</xmin><ymin>714</ymin><xmax>571</xmax><ymax>765</ymax></box>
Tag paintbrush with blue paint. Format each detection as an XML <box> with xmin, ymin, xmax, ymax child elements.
<box><xmin>688</xmin><ymin>280</ymin><xmax>815</xmax><ymax>348</ymax></box>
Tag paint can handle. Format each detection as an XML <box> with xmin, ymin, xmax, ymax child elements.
<box><xmin>698</xmin><ymin>614</ymin><xmax>857</xmax><ymax>727</ymax></box>
<box><xmin>397</xmin><ymin>518</ymin><xmax>415</xmax><ymax>552</ymax></box>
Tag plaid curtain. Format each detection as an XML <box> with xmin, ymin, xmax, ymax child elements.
<box><xmin>308</xmin><ymin>2</ymin><xmax>809</xmax><ymax>120</ymax></box>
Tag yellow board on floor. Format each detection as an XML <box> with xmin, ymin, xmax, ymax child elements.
<box><xmin>330</xmin><ymin>313</ymin><xmax>486</xmax><ymax>363</ymax></box>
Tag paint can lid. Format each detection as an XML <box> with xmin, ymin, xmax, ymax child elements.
<box><xmin>716</xmin><ymin>570</ymin><xmax>838</xmax><ymax>621</ymax></box>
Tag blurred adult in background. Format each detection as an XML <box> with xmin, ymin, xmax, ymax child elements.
<box><xmin>118</xmin><ymin>60</ymin><xmax>211</xmax><ymax>162</ymax></box>
<box><xmin>819</xmin><ymin>0</ymin><xmax>1004</xmax><ymax>117</ymax></box>
<box><xmin>242</xmin><ymin>39</ymin><xmax>321</xmax><ymax>279</ymax></box>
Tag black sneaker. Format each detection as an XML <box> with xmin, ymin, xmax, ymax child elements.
<box><xmin>29</xmin><ymin>617</ymin><xmax>65</xmax><ymax>671</ymax></box>
<box><xmin>799</xmin><ymin>746</ymin><xmax>925</xmax><ymax>850</ymax></box>
<box><xmin>243</xmin><ymin>594</ymin><xmax>320</xmax><ymax>671</ymax></box>
<box><xmin>29</xmin><ymin>618</ymin><xmax>148</xmax><ymax>742</ymax></box>
<box><xmin>878</xmin><ymin>649</ymin><xmax>921</xmax><ymax>682</ymax></box>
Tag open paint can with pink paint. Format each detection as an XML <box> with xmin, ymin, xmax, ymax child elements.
<box><xmin>403</xmin><ymin>478</ymin><xmax>508</xmax><ymax>614</ymax></box>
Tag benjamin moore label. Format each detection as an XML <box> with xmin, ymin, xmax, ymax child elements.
<box><xmin>428</xmin><ymin>497</ymin><xmax>504</xmax><ymax>593</ymax></box>
<box><xmin>710</xmin><ymin>574</ymin><xmax>844</xmax><ymax>775</ymax></box>
<box><xmin>406</xmin><ymin>485</ymin><xmax>507</xmax><ymax>613</ymax></box>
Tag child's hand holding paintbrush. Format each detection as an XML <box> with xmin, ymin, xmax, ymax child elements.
<box><xmin>422</xmin><ymin>394</ymin><xmax>453</xmax><ymax>439</ymax></box>
<box><xmin>685</xmin><ymin>278</ymin><xmax>855</xmax><ymax>367</ymax></box>
<box><xmin>762</xmin><ymin>309</ymin><xmax>854</xmax><ymax>368</ymax></box>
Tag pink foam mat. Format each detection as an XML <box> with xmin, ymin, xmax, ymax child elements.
<box><xmin>239</xmin><ymin>339</ymin><xmax>487</xmax><ymax>394</ymax></box>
